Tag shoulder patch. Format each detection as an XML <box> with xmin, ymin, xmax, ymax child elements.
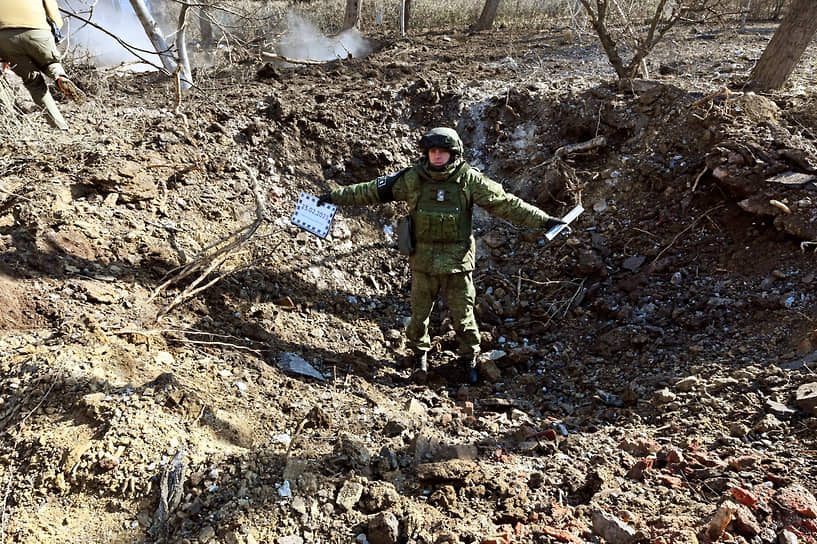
<box><xmin>376</xmin><ymin>168</ymin><xmax>408</xmax><ymax>202</ymax></box>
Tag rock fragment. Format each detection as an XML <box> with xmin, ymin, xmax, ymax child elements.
<box><xmin>591</xmin><ymin>509</ymin><xmax>639</xmax><ymax>544</ymax></box>
<box><xmin>367</xmin><ymin>511</ymin><xmax>399</xmax><ymax>544</ymax></box>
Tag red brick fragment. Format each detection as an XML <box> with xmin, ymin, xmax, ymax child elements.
<box><xmin>658</xmin><ymin>474</ymin><xmax>683</xmax><ymax>489</ymax></box>
<box><xmin>776</xmin><ymin>484</ymin><xmax>817</xmax><ymax>518</ymax></box>
<box><xmin>541</xmin><ymin>526</ymin><xmax>584</xmax><ymax>544</ymax></box>
<box><xmin>730</xmin><ymin>487</ymin><xmax>758</xmax><ymax>508</ymax></box>
<box><xmin>665</xmin><ymin>449</ymin><xmax>684</xmax><ymax>464</ymax></box>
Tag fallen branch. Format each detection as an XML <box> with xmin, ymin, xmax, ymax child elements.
<box><xmin>801</xmin><ymin>241</ymin><xmax>817</xmax><ymax>253</ymax></box>
<box><xmin>554</xmin><ymin>135</ymin><xmax>607</xmax><ymax>160</ymax></box>
<box><xmin>691</xmin><ymin>165</ymin><xmax>708</xmax><ymax>192</ymax></box>
<box><xmin>147</xmin><ymin>162</ymin><xmax>268</xmax><ymax>322</ymax></box>
<box><xmin>690</xmin><ymin>86</ymin><xmax>734</xmax><ymax>109</ymax></box>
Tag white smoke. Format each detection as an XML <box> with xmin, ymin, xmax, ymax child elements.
<box><xmin>63</xmin><ymin>0</ymin><xmax>160</xmax><ymax>70</ymax></box>
<box><xmin>277</xmin><ymin>12</ymin><xmax>371</xmax><ymax>61</ymax></box>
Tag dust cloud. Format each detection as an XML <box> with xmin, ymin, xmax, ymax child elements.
<box><xmin>277</xmin><ymin>12</ymin><xmax>372</xmax><ymax>61</ymax></box>
<box><xmin>64</xmin><ymin>0</ymin><xmax>160</xmax><ymax>70</ymax></box>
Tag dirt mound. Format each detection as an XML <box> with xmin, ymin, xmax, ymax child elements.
<box><xmin>0</xmin><ymin>269</ymin><xmax>46</xmax><ymax>330</ymax></box>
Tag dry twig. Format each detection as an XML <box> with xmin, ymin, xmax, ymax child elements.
<box><xmin>147</xmin><ymin>163</ymin><xmax>268</xmax><ymax>321</ymax></box>
<box><xmin>653</xmin><ymin>204</ymin><xmax>724</xmax><ymax>264</ymax></box>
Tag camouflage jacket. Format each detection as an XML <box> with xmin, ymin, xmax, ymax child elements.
<box><xmin>328</xmin><ymin>158</ymin><xmax>557</xmax><ymax>275</ymax></box>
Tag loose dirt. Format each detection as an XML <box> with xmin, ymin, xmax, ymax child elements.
<box><xmin>1</xmin><ymin>21</ymin><xmax>816</xmax><ymax>544</ymax></box>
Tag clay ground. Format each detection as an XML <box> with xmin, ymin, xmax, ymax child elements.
<box><xmin>1</xmin><ymin>17</ymin><xmax>817</xmax><ymax>544</ymax></box>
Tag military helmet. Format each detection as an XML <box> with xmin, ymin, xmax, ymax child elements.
<box><xmin>419</xmin><ymin>127</ymin><xmax>463</xmax><ymax>155</ymax></box>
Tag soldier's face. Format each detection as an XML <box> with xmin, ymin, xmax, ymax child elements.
<box><xmin>428</xmin><ymin>147</ymin><xmax>451</xmax><ymax>167</ymax></box>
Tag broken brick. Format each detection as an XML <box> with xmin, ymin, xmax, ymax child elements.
<box><xmin>664</xmin><ymin>449</ymin><xmax>684</xmax><ymax>465</ymax></box>
<box><xmin>541</xmin><ymin>526</ymin><xmax>584</xmax><ymax>544</ymax></box>
<box><xmin>730</xmin><ymin>487</ymin><xmax>758</xmax><ymax>508</ymax></box>
<box><xmin>776</xmin><ymin>484</ymin><xmax>817</xmax><ymax>519</ymax></box>
<box><xmin>658</xmin><ymin>473</ymin><xmax>683</xmax><ymax>489</ymax></box>
<box><xmin>626</xmin><ymin>458</ymin><xmax>655</xmax><ymax>481</ymax></box>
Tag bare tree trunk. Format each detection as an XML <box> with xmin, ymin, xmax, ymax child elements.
<box><xmin>472</xmin><ymin>0</ymin><xmax>500</xmax><ymax>31</ymax></box>
<box><xmin>749</xmin><ymin>0</ymin><xmax>817</xmax><ymax>90</ymax></box>
<box><xmin>342</xmin><ymin>0</ymin><xmax>362</xmax><ymax>31</ymax></box>
<box><xmin>400</xmin><ymin>0</ymin><xmax>412</xmax><ymax>36</ymax></box>
<box><xmin>578</xmin><ymin>0</ymin><xmax>628</xmax><ymax>78</ymax></box>
<box><xmin>177</xmin><ymin>3</ymin><xmax>193</xmax><ymax>90</ymax></box>
<box><xmin>739</xmin><ymin>0</ymin><xmax>751</xmax><ymax>32</ymax></box>
<box><xmin>199</xmin><ymin>4</ymin><xmax>214</xmax><ymax>47</ymax></box>
<box><xmin>129</xmin><ymin>0</ymin><xmax>177</xmax><ymax>75</ymax></box>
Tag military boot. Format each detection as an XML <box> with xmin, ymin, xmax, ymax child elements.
<box><xmin>462</xmin><ymin>354</ymin><xmax>478</xmax><ymax>384</ymax></box>
<box><xmin>413</xmin><ymin>351</ymin><xmax>428</xmax><ymax>383</ymax></box>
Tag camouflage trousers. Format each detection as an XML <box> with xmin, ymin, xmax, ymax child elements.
<box><xmin>0</xmin><ymin>28</ymin><xmax>67</xmax><ymax>129</ymax></box>
<box><xmin>405</xmin><ymin>270</ymin><xmax>481</xmax><ymax>357</ymax></box>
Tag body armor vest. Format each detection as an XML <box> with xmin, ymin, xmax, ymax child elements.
<box><xmin>410</xmin><ymin>163</ymin><xmax>472</xmax><ymax>243</ymax></box>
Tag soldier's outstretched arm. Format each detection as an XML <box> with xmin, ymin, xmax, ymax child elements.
<box><xmin>322</xmin><ymin>168</ymin><xmax>410</xmax><ymax>207</ymax></box>
<box><xmin>470</xmin><ymin>172</ymin><xmax>562</xmax><ymax>229</ymax></box>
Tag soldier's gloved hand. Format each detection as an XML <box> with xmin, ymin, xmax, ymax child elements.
<box><xmin>316</xmin><ymin>193</ymin><xmax>333</xmax><ymax>206</ymax></box>
<box><xmin>544</xmin><ymin>217</ymin><xmax>566</xmax><ymax>230</ymax></box>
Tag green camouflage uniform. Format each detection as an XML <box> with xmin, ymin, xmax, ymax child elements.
<box><xmin>327</xmin><ymin>152</ymin><xmax>558</xmax><ymax>358</ymax></box>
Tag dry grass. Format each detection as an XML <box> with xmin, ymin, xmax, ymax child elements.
<box><xmin>277</xmin><ymin>0</ymin><xmax>780</xmax><ymax>34</ymax></box>
<box><xmin>0</xmin><ymin>77</ymin><xmax>42</xmax><ymax>141</ymax></box>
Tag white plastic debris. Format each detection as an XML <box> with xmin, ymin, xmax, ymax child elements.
<box><xmin>277</xmin><ymin>480</ymin><xmax>292</xmax><ymax>498</ymax></box>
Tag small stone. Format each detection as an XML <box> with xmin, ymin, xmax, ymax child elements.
<box><xmin>336</xmin><ymin>480</ymin><xmax>364</xmax><ymax>511</ymax></box>
<box><xmin>795</xmin><ymin>382</ymin><xmax>817</xmax><ymax>412</ymax></box>
<box><xmin>753</xmin><ymin>413</ymin><xmax>782</xmax><ymax>433</ymax></box>
<box><xmin>706</xmin><ymin>502</ymin><xmax>736</xmax><ymax>541</ymax></box>
<box><xmin>416</xmin><ymin>460</ymin><xmax>476</xmax><ymax>481</ymax></box>
<box><xmin>198</xmin><ymin>526</ymin><xmax>216</xmax><ymax>543</ymax></box>
<box><xmin>277</xmin><ymin>536</ymin><xmax>304</xmax><ymax>544</ymax></box>
<box><xmin>653</xmin><ymin>388</ymin><xmax>676</xmax><ymax>405</ymax></box>
<box><xmin>154</xmin><ymin>351</ymin><xmax>175</xmax><ymax>365</ymax></box>
<box><xmin>367</xmin><ymin>511</ymin><xmax>399</xmax><ymax>544</ymax></box>
<box><xmin>406</xmin><ymin>399</ymin><xmax>426</xmax><ymax>417</ymax></box>
<box><xmin>528</xmin><ymin>472</ymin><xmax>545</xmax><ymax>489</ymax></box>
<box><xmin>477</xmin><ymin>359</ymin><xmax>502</xmax><ymax>382</ymax></box>
<box><xmin>729</xmin><ymin>421</ymin><xmax>750</xmax><ymax>438</ymax></box>
<box><xmin>732</xmin><ymin>503</ymin><xmax>761</xmax><ymax>537</ymax></box>
<box><xmin>779</xmin><ymin>528</ymin><xmax>799</xmax><ymax>544</ymax></box>
<box><xmin>592</xmin><ymin>508</ymin><xmax>638</xmax><ymax>544</ymax></box>
<box><xmin>675</xmin><ymin>376</ymin><xmax>699</xmax><ymax>392</ymax></box>
<box><xmin>291</xmin><ymin>496</ymin><xmax>307</xmax><ymax>515</ymax></box>
<box><xmin>626</xmin><ymin>458</ymin><xmax>654</xmax><ymax>481</ymax></box>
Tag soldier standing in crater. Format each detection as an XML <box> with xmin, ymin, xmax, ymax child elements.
<box><xmin>318</xmin><ymin>127</ymin><xmax>564</xmax><ymax>384</ymax></box>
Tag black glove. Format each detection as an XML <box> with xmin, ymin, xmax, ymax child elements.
<box><xmin>316</xmin><ymin>193</ymin><xmax>333</xmax><ymax>206</ymax></box>
<box><xmin>544</xmin><ymin>217</ymin><xmax>566</xmax><ymax>230</ymax></box>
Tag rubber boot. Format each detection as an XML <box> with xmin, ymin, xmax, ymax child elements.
<box><xmin>463</xmin><ymin>354</ymin><xmax>478</xmax><ymax>385</ymax></box>
<box><xmin>413</xmin><ymin>351</ymin><xmax>428</xmax><ymax>384</ymax></box>
<box><xmin>26</xmin><ymin>74</ymin><xmax>68</xmax><ymax>130</ymax></box>
<box><xmin>39</xmin><ymin>91</ymin><xmax>68</xmax><ymax>130</ymax></box>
